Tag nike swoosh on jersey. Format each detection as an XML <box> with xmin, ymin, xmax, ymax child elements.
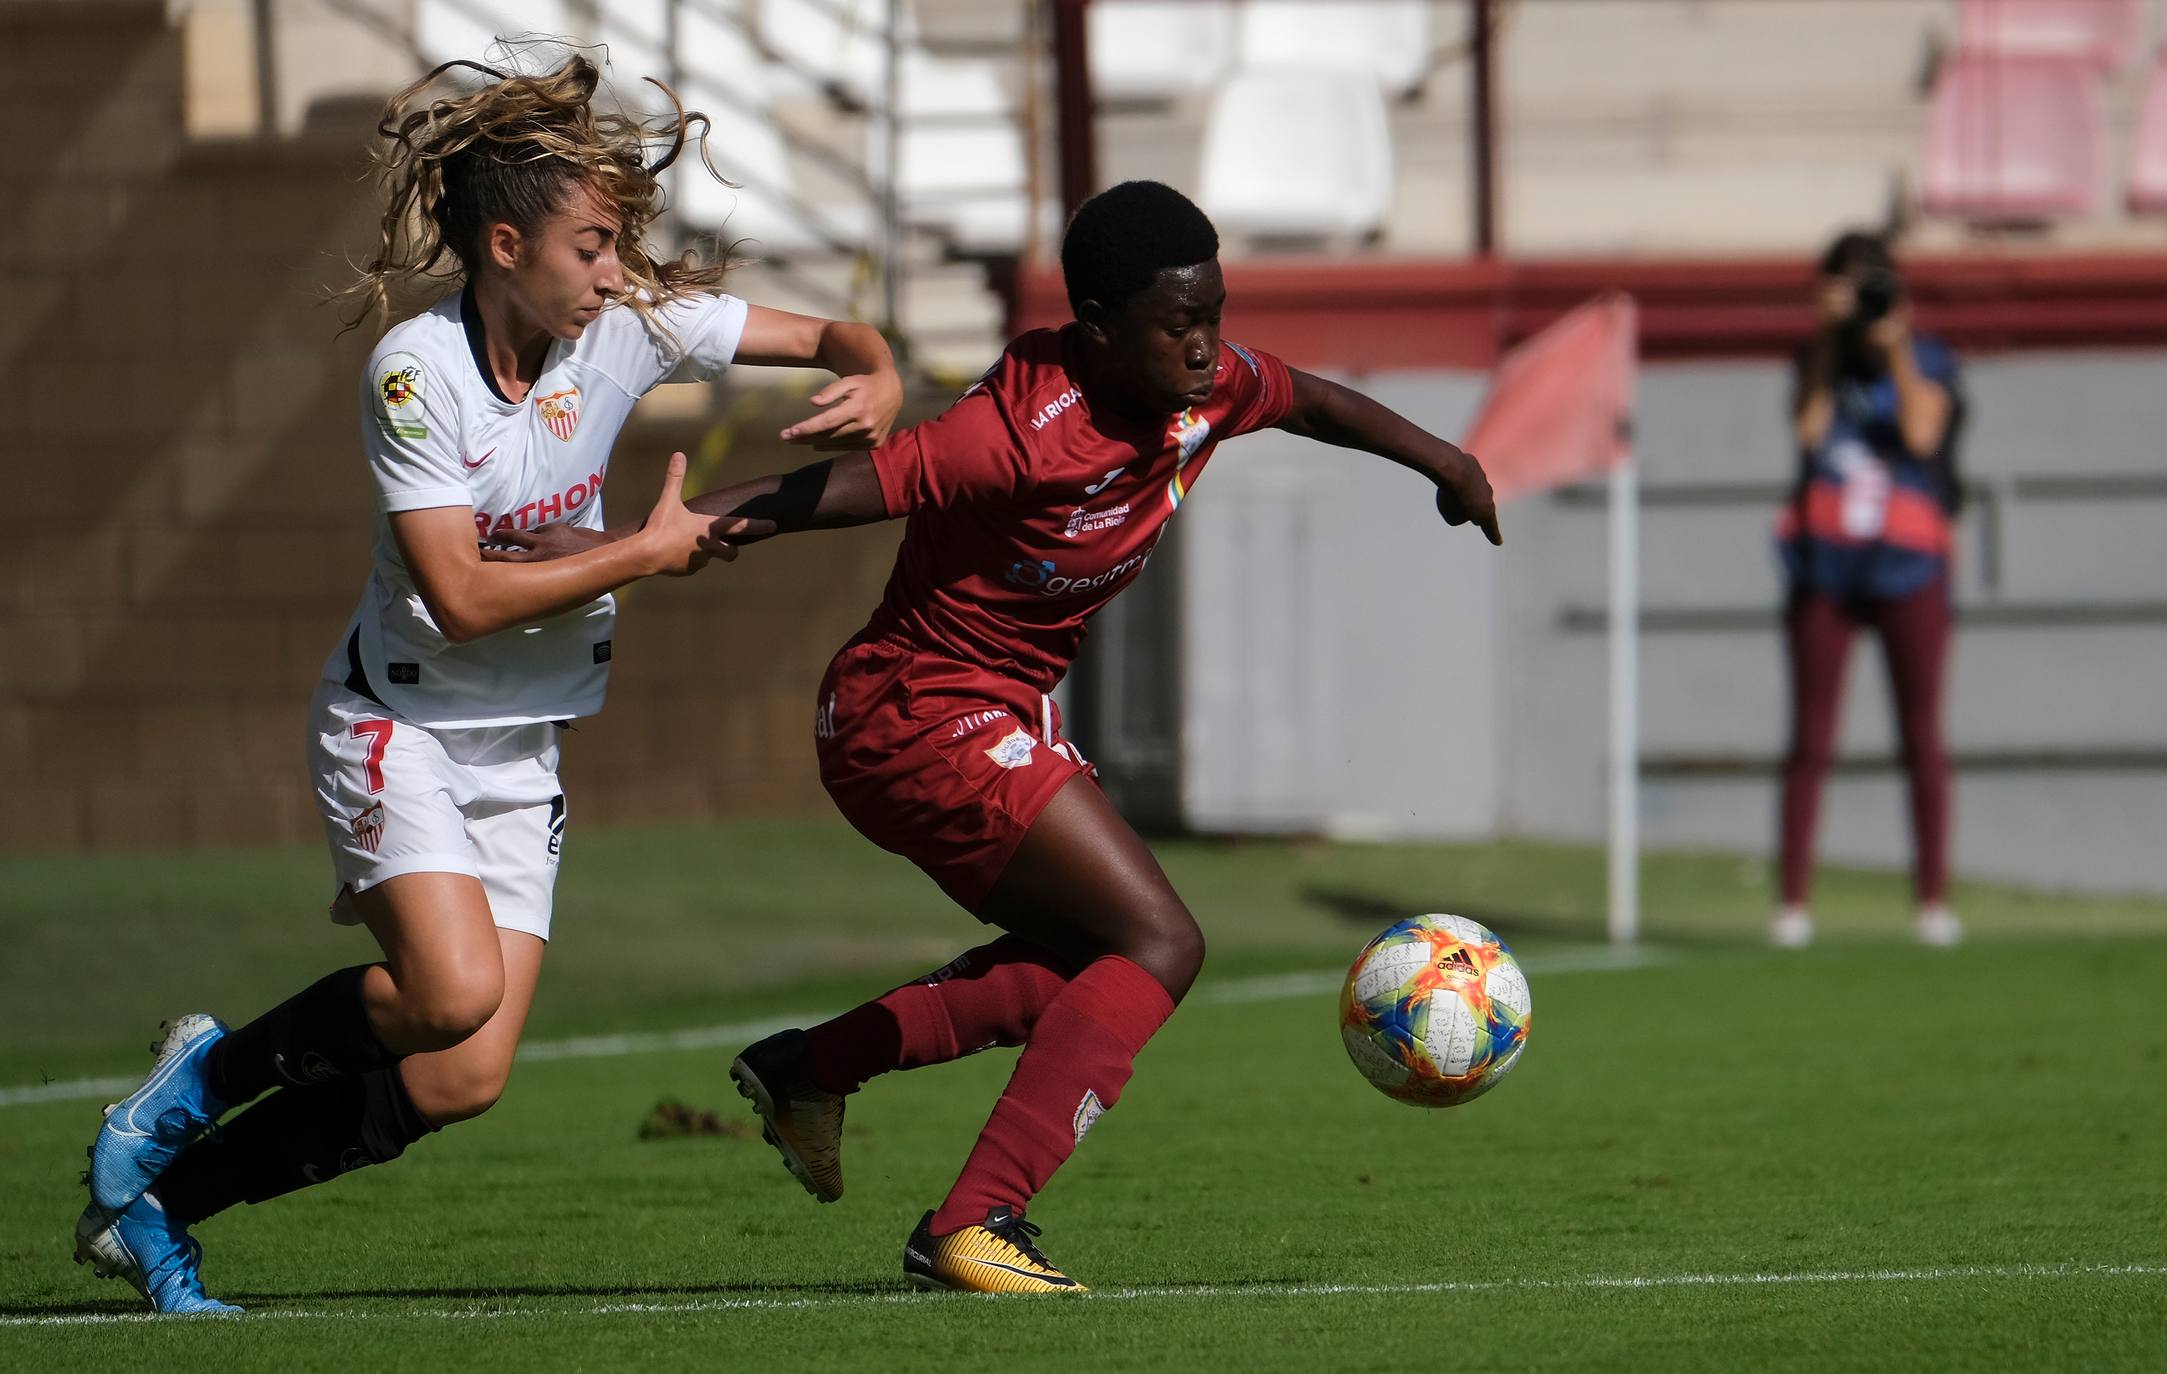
<box><xmin>462</xmin><ymin>448</ymin><xmax>496</xmax><ymax>470</ymax></box>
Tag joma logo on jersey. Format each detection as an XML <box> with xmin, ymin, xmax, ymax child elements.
<box><xmin>536</xmin><ymin>386</ymin><xmax>581</xmax><ymax>441</ymax></box>
<box><xmin>1029</xmin><ymin>387</ymin><xmax>1083</xmax><ymax>432</ymax></box>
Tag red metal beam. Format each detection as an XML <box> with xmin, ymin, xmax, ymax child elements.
<box><xmin>1470</xmin><ymin>0</ymin><xmax>1496</xmax><ymax>257</ymax></box>
<box><xmin>1013</xmin><ymin>252</ymin><xmax>2167</xmax><ymax>369</ymax></box>
<box><xmin>1051</xmin><ymin>0</ymin><xmax>1096</xmax><ymax>221</ymax></box>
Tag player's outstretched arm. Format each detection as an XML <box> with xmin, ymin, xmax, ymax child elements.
<box><xmin>483</xmin><ymin>452</ymin><xmax>890</xmax><ymax>561</ymax></box>
<box><xmin>680</xmin><ymin>453</ymin><xmax>889</xmax><ymax>544</ymax></box>
<box><xmin>1279</xmin><ymin>367</ymin><xmax>1503</xmax><ymax>546</ymax></box>
<box><xmin>401</xmin><ymin>453</ymin><xmax>739</xmax><ymax>643</ymax></box>
<box><xmin>735</xmin><ymin>305</ymin><xmax>904</xmax><ymax>451</ymax></box>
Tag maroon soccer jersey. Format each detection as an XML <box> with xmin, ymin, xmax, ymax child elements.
<box><xmin>864</xmin><ymin>325</ymin><xmax>1295</xmax><ymax>689</ymax></box>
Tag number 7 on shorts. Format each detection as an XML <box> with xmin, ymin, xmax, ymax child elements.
<box><xmin>351</xmin><ymin>719</ymin><xmax>394</xmax><ymax>795</ymax></box>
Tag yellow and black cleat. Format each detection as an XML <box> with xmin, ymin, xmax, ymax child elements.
<box><xmin>729</xmin><ymin>1030</ymin><xmax>846</xmax><ymax>1203</ymax></box>
<box><xmin>904</xmin><ymin>1208</ymin><xmax>1087</xmax><ymax>1294</ymax></box>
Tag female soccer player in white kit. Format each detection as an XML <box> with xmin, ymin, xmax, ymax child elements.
<box><xmin>72</xmin><ymin>54</ymin><xmax>901</xmax><ymax>1315</ymax></box>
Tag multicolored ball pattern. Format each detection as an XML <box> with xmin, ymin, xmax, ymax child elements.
<box><xmin>1339</xmin><ymin>914</ymin><xmax>1531</xmax><ymax>1108</ymax></box>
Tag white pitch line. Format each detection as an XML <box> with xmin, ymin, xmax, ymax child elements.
<box><xmin>513</xmin><ymin>1015</ymin><xmax>812</xmax><ymax>1065</ymax></box>
<box><xmin>2</xmin><ymin>1261</ymin><xmax>2159</xmax><ymax>1328</ymax></box>
<box><xmin>1199</xmin><ymin>944</ymin><xmax>1671</xmax><ymax>1006</ymax></box>
<box><xmin>0</xmin><ymin>1076</ymin><xmax>139</xmax><ymax>1110</ymax></box>
<box><xmin>0</xmin><ymin>946</ymin><xmax>1669</xmax><ymax>1109</ymax></box>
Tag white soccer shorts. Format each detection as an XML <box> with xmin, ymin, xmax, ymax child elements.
<box><xmin>306</xmin><ymin>680</ymin><xmax>567</xmax><ymax>940</ymax></box>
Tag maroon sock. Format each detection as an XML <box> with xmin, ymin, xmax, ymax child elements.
<box><xmin>802</xmin><ymin>936</ymin><xmax>1071</xmax><ymax>1096</ymax></box>
<box><xmin>929</xmin><ymin>955</ymin><xmax>1175</xmax><ymax>1236</ymax></box>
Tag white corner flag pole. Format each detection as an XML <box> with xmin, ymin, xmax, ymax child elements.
<box><xmin>1606</xmin><ymin>440</ymin><xmax>1640</xmax><ymax>944</ymax></box>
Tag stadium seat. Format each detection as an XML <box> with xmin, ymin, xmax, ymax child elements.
<box><xmin>2125</xmin><ymin>60</ymin><xmax>2167</xmax><ymax>213</ymax></box>
<box><xmin>1237</xmin><ymin>0</ymin><xmax>1433</xmax><ymax>98</ymax></box>
<box><xmin>1921</xmin><ymin>56</ymin><xmax>2104</xmax><ymax>221</ymax></box>
<box><xmin>677</xmin><ymin>35</ymin><xmax>841</xmax><ymax>254</ymax></box>
<box><xmin>1955</xmin><ymin>0</ymin><xmax>2141</xmax><ymax>71</ymax></box>
<box><xmin>1086</xmin><ymin>2</ymin><xmax>1236</xmax><ymax>104</ymax></box>
<box><xmin>1504</xmin><ymin>0</ymin><xmax>1933</xmax><ymax>109</ymax></box>
<box><xmin>880</xmin><ymin>52</ymin><xmax>1030</xmax><ymax>253</ymax></box>
<box><xmin>759</xmin><ymin>0</ymin><xmax>915</xmax><ymax>107</ymax></box>
<box><xmin>416</xmin><ymin>0</ymin><xmax>570</xmax><ymax>69</ymax></box>
<box><xmin>592</xmin><ymin>0</ymin><xmax>674</xmax><ymax>102</ymax></box>
<box><xmin>1198</xmin><ymin>69</ymin><xmax>1393</xmax><ymax>243</ymax></box>
<box><xmin>596</xmin><ymin>2</ymin><xmax>852</xmax><ymax>257</ymax></box>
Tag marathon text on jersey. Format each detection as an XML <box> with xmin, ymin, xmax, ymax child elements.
<box><xmin>473</xmin><ymin>466</ymin><xmax>606</xmax><ymax>537</ymax></box>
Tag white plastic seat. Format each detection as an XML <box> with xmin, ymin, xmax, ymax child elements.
<box><xmin>2123</xmin><ymin>60</ymin><xmax>2167</xmax><ymax>213</ymax></box>
<box><xmin>758</xmin><ymin>0</ymin><xmax>914</xmax><ymax>107</ymax></box>
<box><xmin>1238</xmin><ymin>0</ymin><xmax>1432</xmax><ymax>98</ymax></box>
<box><xmin>1922</xmin><ymin>55</ymin><xmax>2104</xmax><ymax>221</ymax></box>
<box><xmin>1199</xmin><ymin>69</ymin><xmax>1393</xmax><ymax>242</ymax></box>
<box><xmin>620</xmin><ymin>1</ymin><xmax>873</xmax><ymax>258</ymax></box>
<box><xmin>1956</xmin><ymin>0</ymin><xmax>2141</xmax><ymax>71</ymax></box>
<box><xmin>593</xmin><ymin>0</ymin><xmax>674</xmax><ymax>109</ymax></box>
<box><xmin>944</xmin><ymin>198</ymin><xmax>1067</xmax><ymax>258</ymax></box>
<box><xmin>876</xmin><ymin>53</ymin><xmax>1029</xmax><ymax>253</ymax></box>
<box><xmin>1086</xmin><ymin>1</ymin><xmax>1236</xmax><ymax>103</ymax></box>
<box><xmin>415</xmin><ymin>0</ymin><xmax>570</xmax><ymax>70</ymax></box>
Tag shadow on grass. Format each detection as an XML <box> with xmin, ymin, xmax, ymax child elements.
<box><xmin>0</xmin><ymin>1278</ymin><xmax>900</xmax><ymax>1319</ymax></box>
<box><xmin>1295</xmin><ymin>884</ymin><xmax>1752</xmax><ymax>950</ymax></box>
<box><xmin>230</xmin><ymin>1277</ymin><xmax>903</xmax><ymax>1304</ymax></box>
<box><xmin>0</xmin><ymin>1299</ymin><xmax>142</xmax><ymax>1319</ymax></box>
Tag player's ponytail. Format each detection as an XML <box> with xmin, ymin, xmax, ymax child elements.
<box><xmin>335</xmin><ymin>51</ymin><xmax>738</xmax><ymax>331</ymax></box>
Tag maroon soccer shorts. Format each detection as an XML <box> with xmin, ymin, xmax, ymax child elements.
<box><xmin>814</xmin><ymin>635</ymin><xmax>1097</xmax><ymax>911</ymax></box>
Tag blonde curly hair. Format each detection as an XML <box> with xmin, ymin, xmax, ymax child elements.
<box><xmin>337</xmin><ymin>52</ymin><xmax>735</xmax><ymax>330</ymax></box>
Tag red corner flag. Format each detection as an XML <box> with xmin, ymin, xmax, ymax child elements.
<box><xmin>1464</xmin><ymin>293</ymin><xmax>1638</xmax><ymax>504</ymax></box>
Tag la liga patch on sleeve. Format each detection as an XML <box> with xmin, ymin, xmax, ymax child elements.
<box><xmin>375</xmin><ymin>351</ymin><xmax>428</xmax><ymax>440</ymax></box>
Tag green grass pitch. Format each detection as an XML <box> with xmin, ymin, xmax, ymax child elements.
<box><xmin>2</xmin><ymin>819</ymin><xmax>2163</xmax><ymax>1370</ymax></box>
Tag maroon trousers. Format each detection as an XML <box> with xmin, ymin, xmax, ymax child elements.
<box><xmin>1779</xmin><ymin>577</ymin><xmax>1952</xmax><ymax>905</ymax></box>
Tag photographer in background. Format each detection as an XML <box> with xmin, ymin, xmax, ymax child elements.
<box><xmin>1771</xmin><ymin>231</ymin><xmax>1965</xmax><ymax>949</ymax></box>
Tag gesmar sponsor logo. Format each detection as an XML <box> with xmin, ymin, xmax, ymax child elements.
<box><xmin>1004</xmin><ymin>544</ymin><xmax>1155</xmax><ymax>597</ymax></box>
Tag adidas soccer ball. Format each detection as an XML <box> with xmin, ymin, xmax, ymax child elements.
<box><xmin>1339</xmin><ymin>914</ymin><xmax>1531</xmax><ymax>1108</ymax></box>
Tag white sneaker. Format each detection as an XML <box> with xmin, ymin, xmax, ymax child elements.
<box><xmin>1915</xmin><ymin>906</ymin><xmax>1964</xmax><ymax>947</ymax></box>
<box><xmin>1769</xmin><ymin>907</ymin><xmax>1814</xmax><ymax>949</ymax></box>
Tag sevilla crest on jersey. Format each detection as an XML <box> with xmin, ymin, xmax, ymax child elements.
<box><xmin>351</xmin><ymin>802</ymin><xmax>386</xmax><ymax>854</ymax></box>
<box><xmin>537</xmin><ymin>387</ymin><xmax>581</xmax><ymax>441</ymax></box>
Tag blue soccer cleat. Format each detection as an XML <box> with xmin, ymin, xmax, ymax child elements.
<box><xmin>73</xmin><ymin>1194</ymin><xmax>242</xmax><ymax>1316</ymax></box>
<box><xmin>88</xmin><ymin>1014</ymin><xmax>230</xmax><ymax>1212</ymax></box>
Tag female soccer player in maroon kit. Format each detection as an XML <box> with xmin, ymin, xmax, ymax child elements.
<box><xmin>510</xmin><ymin>180</ymin><xmax>1500</xmax><ymax>1292</ymax></box>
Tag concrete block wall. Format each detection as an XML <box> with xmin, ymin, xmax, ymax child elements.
<box><xmin>0</xmin><ymin>2</ymin><xmax>917</xmax><ymax>851</ymax></box>
<box><xmin>1494</xmin><ymin>354</ymin><xmax>2167</xmax><ymax>897</ymax></box>
<box><xmin>1173</xmin><ymin>346</ymin><xmax>2167</xmax><ymax>896</ymax></box>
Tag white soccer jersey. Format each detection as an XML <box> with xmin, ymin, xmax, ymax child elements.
<box><xmin>323</xmin><ymin>287</ymin><xmax>749</xmax><ymax>728</ymax></box>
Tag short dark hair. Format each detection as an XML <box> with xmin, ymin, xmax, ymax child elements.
<box><xmin>1060</xmin><ymin>180</ymin><xmax>1219</xmax><ymax>315</ymax></box>
<box><xmin>1818</xmin><ymin>229</ymin><xmax>1895</xmax><ymax>277</ymax></box>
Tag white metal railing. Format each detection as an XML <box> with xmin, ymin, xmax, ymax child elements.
<box><xmin>250</xmin><ymin>0</ymin><xmax>1049</xmax><ymax>358</ymax></box>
